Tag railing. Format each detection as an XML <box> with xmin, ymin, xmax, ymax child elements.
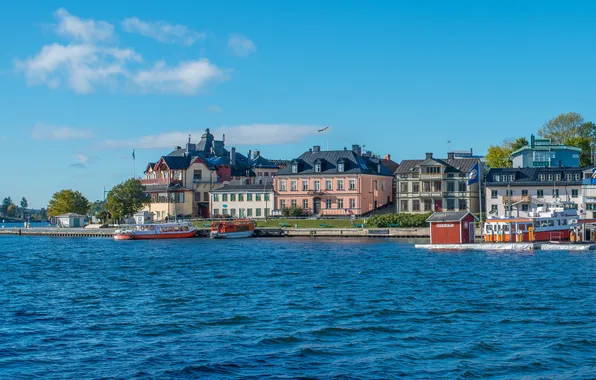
<box><xmin>502</xmin><ymin>195</ymin><xmax>531</xmax><ymax>204</ymax></box>
<box><xmin>307</xmin><ymin>190</ymin><xmax>326</xmax><ymax>196</ymax></box>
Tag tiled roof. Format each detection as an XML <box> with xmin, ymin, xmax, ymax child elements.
<box><xmin>211</xmin><ymin>184</ymin><xmax>274</xmax><ymax>193</ymax></box>
<box><xmin>161</xmin><ymin>156</ymin><xmax>191</xmax><ymax>170</ymax></box>
<box><xmin>269</xmin><ymin>159</ymin><xmax>290</xmax><ymax>167</ymax></box>
<box><xmin>276</xmin><ymin>150</ymin><xmax>394</xmax><ymax>176</ymax></box>
<box><xmin>396</xmin><ymin>158</ymin><xmax>480</xmax><ymax>175</ymax></box>
<box><xmin>486</xmin><ymin>167</ymin><xmax>583</xmax><ymax>186</ymax></box>
<box><xmin>426</xmin><ymin>211</ymin><xmax>476</xmax><ymax>222</ymax></box>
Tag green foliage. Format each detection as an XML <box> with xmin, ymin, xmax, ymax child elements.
<box><xmin>1</xmin><ymin>197</ymin><xmax>13</xmax><ymax>215</ymax></box>
<box><xmin>564</xmin><ymin>135</ymin><xmax>592</xmax><ymax>166</ymax></box>
<box><xmin>47</xmin><ymin>190</ymin><xmax>90</xmax><ymax>217</ymax></box>
<box><xmin>510</xmin><ymin>137</ymin><xmax>529</xmax><ymax>151</ymax></box>
<box><xmin>281</xmin><ymin>206</ymin><xmax>305</xmax><ymax>217</ymax></box>
<box><xmin>89</xmin><ymin>200</ymin><xmax>105</xmax><ymax>216</ymax></box>
<box><xmin>366</xmin><ymin>212</ymin><xmax>433</xmax><ymax>228</ymax></box>
<box><xmin>96</xmin><ymin>210</ymin><xmax>110</xmax><ymax>224</ymax></box>
<box><xmin>538</xmin><ymin>112</ymin><xmax>586</xmax><ymax>144</ymax></box>
<box><xmin>486</xmin><ymin>145</ymin><xmax>512</xmax><ymax>168</ymax></box>
<box><xmin>105</xmin><ymin>179</ymin><xmax>151</xmax><ymax>222</ymax></box>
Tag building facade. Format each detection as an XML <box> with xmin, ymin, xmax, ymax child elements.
<box><xmin>273</xmin><ymin>145</ymin><xmax>394</xmax><ymax>216</ymax></box>
<box><xmin>210</xmin><ymin>185</ymin><xmax>274</xmax><ymax>218</ymax></box>
<box><xmin>485</xmin><ymin>167</ymin><xmax>583</xmax><ymax>218</ymax></box>
<box><xmin>396</xmin><ymin>152</ymin><xmax>481</xmax><ymax>214</ymax></box>
<box><xmin>511</xmin><ymin>135</ymin><xmax>581</xmax><ymax>168</ymax></box>
<box><xmin>581</xmin><ymin>167</ymin><xmax>596</xmax><ymax>218</ymax></box>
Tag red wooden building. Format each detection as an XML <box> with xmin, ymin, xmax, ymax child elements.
<box><xmin>427</xmin><ymin>211</ymin><xmax>479</xmax><ymax>244</ymax></box>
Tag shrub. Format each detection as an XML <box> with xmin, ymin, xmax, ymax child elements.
<box><xmin>366</xmin><ymin>212</ymin><xmax>432</xmax><ymax>228</ymax></box>
<box><xmin>282</xmin><ymin>206</ymin><xmax>305</xmax><ymax>217</ymax></box>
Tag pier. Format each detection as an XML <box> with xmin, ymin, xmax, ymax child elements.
<box><xmin>415</xmin><ymin>243</ymin><xmax>596</xmax><ymax>251</ymax></box>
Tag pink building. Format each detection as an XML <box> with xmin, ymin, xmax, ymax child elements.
<box><xmin>273</xmin><ymin>145</ymin><xmax>395</xmax><ymax>216</ymax></box>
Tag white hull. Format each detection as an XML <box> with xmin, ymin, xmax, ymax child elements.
<box><xmin>210</xmin><ymin>230</ymin><xmax>254</xmax><ymax>239</ymax></box>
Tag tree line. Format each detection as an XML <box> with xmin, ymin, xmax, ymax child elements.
<box><xmin>0</xmin><ymin>196</ymin><xmax>35</xmax><ymax>220</ymax></box>
<box><xmin>486</xmin><ymin>112</ymin><xmax>595</xmax><ymax>168</ymax></box>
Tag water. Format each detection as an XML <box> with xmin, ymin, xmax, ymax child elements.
<box><xmin>0</xmin><ymin>221</ymin><xmax>51</xmax><ymax>229</ymax></box>
<box><xmin>1</xmin><ymin>237</ymin><xmax>595</xmax><ymax>379</ymax></box>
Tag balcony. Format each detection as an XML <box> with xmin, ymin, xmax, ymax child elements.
<box><xmin>501</xmin><ymin>195</ymin><xmax>531</xmax><ymax>204</ymax></box>
<box><xmin>307</xmin><ymin>190</ymin><xmax>326</xmax><ymax>196</ymax></box>
<box><xmin>141</xmin><ymin>178</ymin><xmax>182</xmax><ymax>185</ymax></box>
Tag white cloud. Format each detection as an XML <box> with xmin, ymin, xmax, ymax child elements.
<box><xmin>121</xmin><ymin>17</ymin><xmax>205</xmax><ymax>45</ymax></box>
<box><xmin>55</xmin><ymin>8</ymin><xmax>114</xmax><ymax>43</ymax></box>
<box><xmin>74</xmin><ymin>154</ymin><xmax>99</xmax><ymax>164</ymax></box>
<box><xmin>206</xmin><ymin>105</ymin><xmax>222</xmax><ymax>113</ymax></box>
<box><xmin>102</xmin><ymin>124</ymin><xmax>322</xmax><ymax>149</ymax></box>
<box><xmin>31</xmin><ymin>122</ymin><xmax>94</xmax><ymax>140</ymax></box>
<box><xmin>228</xmin><ymin>34</ymin><xmax>256</xmax><ymax>57</ymax></box>
<box><xmin>15</xmin><ymin>43</ymin><xmax>142</xmax><ymax>93</ymax></box>
<box><xmin>132</xmin><ymin>59</ymin><xmax>228</xmax><ymax>95</ymax></box>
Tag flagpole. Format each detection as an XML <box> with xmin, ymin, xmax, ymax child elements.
<box><xmin>479</xmin><ymin>162</ymin><xmax>483</xmax><ymax>239</ymax></box>
<box><xmin>133</xmin><ymin>149</ymin><xmax>136</xmax><ymax>179</ymax></box>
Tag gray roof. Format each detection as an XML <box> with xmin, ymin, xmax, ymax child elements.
<box><xmin>426</xmin><ymin>211</ymin><xmax>476</xmax><ymax>222</ymax></box>
<box><xmin>396</xmin><ymin>158</ymin><xmax>480</xmax><ymax>175</ymax></box>
<box><xmin>276</xmin><ymin>150</ymin><xmax>394</xmax><ymax>176</ymax></box>
<box><xmin>211</xmin><ymin>184</ymin><xmax>274</xmax><ymax>193</ymax></box>
<box><xmin>144</xmin><ymin>183</ymin><xmax>191</xmax><ymax>193</ymax></box>
<box><xmin>56</xmin><ymin>213</ymin><xmax>86</xmax><ymax>218</ymax></box>
<box><xmin>486</xmin><ymin>167</ymin><xmax>583</xmax><ymax>186</ymax></box>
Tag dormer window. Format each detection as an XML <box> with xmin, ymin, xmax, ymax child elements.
<box><xmin>291</xmin><ymin>164</ymin><xmax>298</xmax><ymax>174</ymax></box>
<box><xmin>337</xmin><ymin>163</ymin><xmax>344</xmax><ymax>172</ymax></box>
<box><xmin>315</xmin><ymin>164</ymin><xmax>321</xmax><ymax>173</ymax></box>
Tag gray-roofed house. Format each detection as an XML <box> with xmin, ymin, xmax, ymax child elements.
<box><xmin>273</xmin><ymin>145</ymin><xmax>394</xmax><ymax>216</ymax></box>
<box><xmin>396</xmin><ymin>152</ymin><xmax>482</xmax><ymax>214</ymax></box>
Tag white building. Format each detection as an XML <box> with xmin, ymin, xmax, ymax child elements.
<box><xmin>485</xmin><ymin>167</ymin><xmax>582</xmax><ymax>218</ymax></box>
<box><xmin>55</xmin><ymin>213</ymin><xmax>86</xmax><ymax>228</ymax></box>
<box><xmin>210</xmin><ymin>185</ymin><xmax>274</xmax><ymax>218</ymax></box>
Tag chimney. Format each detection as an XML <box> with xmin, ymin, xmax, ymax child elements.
<box><xmin>231</xmin><ymin>147</ymin><xmax>236</xmax><ymax>166</ymax></box>
<box><xmin>254</xmin><ymin>150</ymin><xmax>260</xmax><ymax>158</ymax></box>
<box><xmin>384</xmin><ymin>154</ymin><xmax>391</xmax><ymax>160</ymax></box>
<box><xmin>447</xmin><ymin>152</ymin><xmax>455</xmax><ymax>160</ymax></box>
<box><xmin>352</xmin><ymin>144</ymin><xmax>362</xmax><ymax>156</ymax></box>
<box><xmin>309</xmin><ymin>148</ymin><xmax>313</xmax><ymax>152</ymax></box>
<box><xmin>248</xmin><ymin>150</ymin><xmax>252</xmax><ymax>160</ymax></box>
<box><xmin>222</xmin><ymin>134</ymin><xmax>226</xmax><ymax>143</ymax></box>
<box><xmin>313</xmin><ymin>145</ymin><xmax>321</xmax><ymax>153</ymax></box>
<box><xmin>426</xmin><ymin>152</ymin><xmax>433</xmax><ymax>160</ymax></box>
<box><xmin>175</xmin><ymin>146</ymin><xmax>182</xmax><ymax>150</ymax></box>
<box><xmin>344</xmin><ymin>147</ymin><xmax>347</xmax><ymax>151</ymax></box>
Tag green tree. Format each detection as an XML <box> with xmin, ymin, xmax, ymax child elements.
<box><xmin>486</xmin><ymin>145</ymin><xmax>512</xmax><ymax>168</ymax></box>
<box><xmin>105</xmin><ymin>179</ymin><xmax>151</xmax><ymax>222</ymax></box>
<box><xmin>538</xmin><ymin>112</ymin><xmax>586</xmax><ymax>144</ymax></box>
<box><xmin>510</xmin><ymin>137</ymin><xmax>529</xmax><ymax>151</ymax></box>
<box><xmin>6</xmin><ymin>205</ymin><xmax>16</xmax><ymax>217</ymax></box>
<box><xmin>47</xmin><ymin>190</ymin><xmax>91</xmax><ymax>217</ymax></box>
<box><xmin>564</xmin><ymin>135</ymin><xmax>592</xmax><ymax>166</ymax></box>
<box><xmin>89</xmin><ymin>200</ymin><xmax>105</xmax><ymax>216</ymax></box>
<box><xmin>1</xmin><ymin>197</ymin><xmax>13</xmax><ymax>215</ymax></box>
<box><xmin>20</xmin><ymin>197</ymin><xmax>28</xmax><ymax>218</ymax></box>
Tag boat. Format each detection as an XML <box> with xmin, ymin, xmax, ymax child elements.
<box><xmin>210</xmin><ymin>220</ymin><xmax>256</xmax><ymax>239</ymax></box>
<box><xmin>483</xmin><ymin>201</ymin><xmax>579</xmax><ymax>243</ymax></box>
<box><xmin>113</xmin><ymin>222</ymin><xmax>197</xmax><ymax>240</ymax></box>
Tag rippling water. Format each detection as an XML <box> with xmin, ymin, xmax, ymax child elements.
<box><xmin>1</xmin><ymin>237</ymin><xmax>595</xmax><ymax>378</ymax></box>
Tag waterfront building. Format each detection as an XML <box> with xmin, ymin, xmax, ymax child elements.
<box><xmin>273</xmin><ymin>145</ymin><xmax>394</xmax><ymax>216</ymax></box>
<box><xmin>209</xmin><ymin>185</ymin><xmax>274</xmax><ymax>218</ymax></box>
<box><xmin>395</xmin><ymin>152</ymin><xmax>481</xmax><ymax>214</ymax></box>
<box><xmin>484</xmin><ymin>167</ymin><xmax>583</xmax><ymax>218</ymax></box>
<box><xmin>427</xmin><ymin>211</ymin><xmax>478</xmax><ymax>244</ymax></box>
<box><xmin>511</xmin><ymin>135</ymin><xmax>581</xmax><ymax>168</ymax></box>
<box><xmin>141</xmin><ymin>128</ymin><xmax>282</xmax><ymax>219</ymax></box>
<box><xmin>581</xmin><ymin>167</ymin><xmax>596</xmax><ymax>219</ymax></box>
<box><xmin>55</xmin><ymin>213</ymin><xmax>86</xmax><ymax>228</ymax></box>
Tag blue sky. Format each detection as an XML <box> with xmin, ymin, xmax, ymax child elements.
<box><xmin>2</xmin><ymin>1</ymin><xmax>596</xmax><ymax>208</ymax></box>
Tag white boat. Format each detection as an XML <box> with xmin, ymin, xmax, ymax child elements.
<box><xmin>114</xmin><ymin>222</ymin><xmax>197</xmax><ymax>240</ymax></box>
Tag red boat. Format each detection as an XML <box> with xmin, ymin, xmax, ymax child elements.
<box><xmin>113</xmin><ymin>222</ymin><xmax>197</xmax><ymax>240</ymax></box>
<box><xmin>210</xmin><ymin>220</ymin><xmax>255</xmax><ymax>239</ymax></box>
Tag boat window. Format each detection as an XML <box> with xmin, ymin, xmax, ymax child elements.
<box><xmin>548</xmin><ymin>220</ymin><xmax>554</xmax><ymax>227</ymax></box>
<box><xmin>486</xmin><ymin>225</ymin><xmax>492</xmax><ymax>232</ymax></box>
<box><xmin>503</xmin><ymin>225</ymin><xmax>510</xmax><ymax>232</ymax></box>
<box><xmin>541</xmin><ymin>220</ymin><xmax>548</xmax><ymax>228</ymax></box>
<box><xmin>519</xmin><ymin>224</ymin><xmax>526</xmax><ymax>231</ymax></box>
<box><xmin>557</xmin><ymin>220</ymin><xmax>561</xmax><ymax>226</ymax></box>
<box><xmin>562</xmin><ymin>219</ymin><xmax>568</xmax><ymax>226</ymax></box>
<box><xmin>534</xmin><ymin>221</ymin><xmax>540</xmax><ymax>229</ymax></box>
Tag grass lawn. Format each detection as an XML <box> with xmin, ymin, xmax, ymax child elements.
<box><xmin>256</xmin><ymin>218</ymin><xmax>365</xmax><ymax>228</ymax></box>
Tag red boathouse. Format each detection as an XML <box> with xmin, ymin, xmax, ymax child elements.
<box><xmin>427</xmin><ymin>211</ymin><xmax>479</xmax><ymax>244</ymax></box>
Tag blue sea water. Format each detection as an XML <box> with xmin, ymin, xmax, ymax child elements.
<box><xmin>1</xmin><ymin>237</ymin><xmax>595</xmax><ymax>379</ymax></box>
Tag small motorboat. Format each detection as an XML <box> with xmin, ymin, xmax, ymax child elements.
<box><xmin>210</xmin><ymin>220</ymin><xmax>255</xmax><ymax>239</ymax></box>
<box><xmin>114</xmin><ymin>222</ymin><xmax>197</xmax><ymax>240</ymax></box>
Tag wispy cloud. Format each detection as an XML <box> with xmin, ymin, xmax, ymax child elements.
<box><xmin>121</xmin><ymin>17</ymin><xmax>205</xmax><ymax>45</ymax></box>
<box><xmin>55</xmin><ymin>8</ymin><xmax>114</xmax><ymax>43</ymax></box>
<box><xmin>74</xmin><ymin>153</ymin><xmax>99</xmax><ymax>164</ymax></box>
<box><xmin>31</xmin><ymin>122</ymin><xmax>94</xmax><ymax>140</ymax></box>
<box><xmin>228</xmin><ymin>34</ymin><xmax>256</xmax><ymax>57</ymax></box>
<box><xmin>206</xmin><ymin>105</ymin><xmax>222</xmax><ymax>113</ymax></box>
<box><xmin>133</xmin><ymin>59</ymin><xmax>228</xmax><ymax>95</ymax></box>
<box><xmin>102</xmin><ymin>124</ymin><xmax>323</xmax><ymax>149</ymax></box>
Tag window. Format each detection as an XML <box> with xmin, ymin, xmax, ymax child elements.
<box><xmin>256</xmin><ymin>194</ymin><xmax>261</xmax><ymax>201</ymax></box>
<box><xmin>423</xmin><ymin>199</ymin><xmax>432</xmax><ymax>211</ymax></box>
<box><xmin>291</xmin><ymin>164</ymin><xmax>298</xmax><ymax>174</ymax></box>
<box><xmin>572</xmin><ymin>189</ymin><xmax>578</xmax><ymax>198</ymax></box>
<box><xmin>279</xmin><ymin>180</ymin><xmax>286</xmax><ymax>191</ymax></box>
<box><xmin>247</xmin><ymin>208</ymin><xmax>253</xmax><ymax>217</ymax></box>
<box><xmin>213</xmin><ymin>194</ymin><xmax>219</xmax><ymax>201</ymax></box>
<box><xmin>459</xmin><ymin>182</ymin><xmax>467</xmax><ymax>192</ymax></box>
<box><xmin>553</xmin><ymin>189</ymin><xmax>559</xmax><ymax>198</ymax></box>
<box><xmin>315</xmin><ymin>164</ymin><xmax>321</xmax><ymax>173</ymax></box>
<box><xmin>459</xmin><ymin>199</ymin><xmax>467</xmax><ymax>211</ymax></box>
<box><xmin>382</xmin><ymin>181</ymin><xmax>385</xmax><ymax>191</ymax></box>
<box><xmin>533</xmin><ymin>151</ymin><xmax>551</xmax><ymax>164</ymax></box>
<box><xmin>230</xmin><ymin>208</ymin><xmax>237</xmax><ymax>217</ymax></box>
<box><xmin>303</xmin><ymin>199</ymin><xmax>309</xmax><ymax>209</ymax></box>
<box><xmin>574</xmin><ymin>173</ymin><xmax>581</xmax><ymax>181</ymax></box>
<box><xmin>547</xmin><ymin>174</ymin><xmax>553</xmax><ymax>181</ymax></box>
<box><xmin>506</xmin><ymin>189</ymin><xmax>514</xmax><ymax>196</ymax></box>
<box><xmin>264</xmin><ymin>172</ymin><xmax>270</xmax><ymax>176</ymax></box>
<box><xmin>349</xmin><ymin>179</ymin><xmax>356</xmax><ymax>190</ymax></box>
<box><xmin>446</xmin><ymin>199</ymin><xmax>455</xmax><ymax>211</ymax></box>
<box><xmin>256</xmin><ymin>208</ymin><xmax>262</xmax><ymax>217</ymax></box>
<box><xmin>280</xmin><ymin>200</ymin><xmax>286</xmax><ymax>209</ymax></box>
<box><xmin>291</xmin><ymin>200</ymin><xmax>297</xmax><ymax>208</ymax></box>
<box><xmin>265</xmin><ymin>208</ymin><xmax>270</xmax><ymax>216</ymax></box>
<box><xmin>337</xmin><ymin>199</ymin><xmax>344</xmax><ymax>209</ymax></box>
<box><xmin>222</xmin><ymin>194</ymin><xmax>228</xmax><ymax>202</ymax></box>
<box><xmin>423</xmin><ymin>181</ymin><xmax>431</xmax><ymax>191</ymax></box>
<box><xmin>247</xmin><ymin>194</ymin><xmax>253</xmax><ymax>201</ymax></box>
<box><xmin>412</xmin><ymin>200</ymin><xmax>420</xmax><ymax>211</ymax></box>
<box><xmin>302</xmin><ymin>180</ymin><xmax>309</xmax><ymax>191</ymax></box>
<box><xmin>239</xmin><ymin>209</ymin><xmax>245</xmax><ymax>218</ymax></box>
<box><xmin>494</xmin><ymin>175</ymin><xmax>500</xmax><ymax>182</ymax></box>
<box><xmin>521</xmin><ymin>190</ymin><xmax>528</xmax><ymax>196</ymax></box>
<box><xmin>238</xmin><ymin>194</ymin><xmax>244</xmax><ymax>201</ymax></box>
<box><xmin>491</xmin><ymin>190</ymin><xmax>498</xmax><ymax>199</ymax></box>
<box><xmin>413</xmin><ymin>182</ymin><xmax>420</xmax><ymax>192</ymax></box>
<box><xmin>555</xmin><ymin>174</ymin><xmax>561</xmax><ymax>181</ymax></box>
<box><xmin>231</xmin><ymin>194</ymin><xmax>236</xmax><ymax>201</ymax></box>
<box><xmin>337</xmin><ymin>180</ymin><xmax>344</xmax><ymax>190</ymax></box>
<box><xmin>201</xmin><ymin>192</ymin><xmax>207</xmax><ymax>202</ymax></box>
<box><xmin>433</xmin><ymin>182</ymin><xmax>442</xmax><ymax>191</ymax></box>
<box><xmin>565</xmin><ymin>173</ymin><xmax>572</xmax><ymax>181</ymax></box>
<box><xmin>537</xmin><ymin>189</ymin><xmax>544</xmax><ymax>198</ymax></box>
<box><xmin>314</xmin><ymin>181</ymin><xmax>320</xmax><ymax>191</ymax></box>
<box><xmin>401</xmin><ymin>182</ymin><xmax>408</xmax><ymax>193</ymax></box>
<box><xmin>401</xmin><ymin>200</ymin><xmax>409</xmax><ymax>211</ymax></box>
<box><xmin>291</xmin><ymin>181</ymin><xmax>297</xmax><ymax>191</ymax></box>
<box><xmin>349</xmin><ymin>198</ymin><xmax>356</xmax><ymax>208</ymax></box>
<box><xmin>337</xmin><ymin>163</ymin><xmax>345</xmax><ymax>172</ymax></box>
<box><xmin>193</xmin><ymin>170</ymin><xmax>202</xmax><ymax>181</ymax></box>
<box><xmin>325</xmin><ymin>180</ymin><xmax>332</xmax><ymax>190</ymax></box>
<box><xmin>522</xmin><ymin>204</ymin><xmax>529</xmax><ymax>212</ymax></box>
<box><xmin>325</xmin><ymin>199</ymin><xmax>332</xmax><ymax>209</ymax></box>
<box><xmin>213</xmin><ymin>208</ymin><xmax>219</xmax><ymax>215</ymax></box>
<box><xmin>447</xmin><ymin>182</ymin><xmax>455</xmax><ymax>192</ymax></box>
<box><xmin>509</xmin><ymin>174</ymin><xmax>515</xmax><ymax>182</ymax></box>
<box><xmin>425</xmin><ymin>166</ymin><xmax>440</xmax><ymax>174</ymax></box>
<box><xmin>264</xmin><ymin>194</ymin><xmax>270</xmax><ymax>201</ymax></box>
<box><xmin>490</xmin><ymin>205</ymin><xmax>498</xmax><ymax>213</ymax></box>
<box><xmin>539</xmin><ymin>174</ymin><xmax>545</xmax><ymax>181</ymax></box>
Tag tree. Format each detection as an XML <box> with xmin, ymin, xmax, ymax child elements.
<box><xmin>564</xmin><ymin>135</ymin><xmax>592</xmax><ymax>167</ymax></box>
<box><xmin>6</xmin><ymin>205</ymin><xmax>15</xmax><ymax>217</ymax></box>
<box><xmin>47</xmin><ymin>190</ymin><xmax>91</xmax><ymax>217</ymax></box>
<box><xmin>538</xmin><ymin>112</ymin><xmax>586</xmax><ymax>144</ymax></box>
<box><xmin>1</xmin><ymin>197</ymin><xmax>13</xmax><ymax>216</ymax></box>
<box><xmin>105</xmin><ymin>179</ymin><xmax>151</xmax><ymax>222</ymax></box>
<box><xmin>486</xmin><ymin>145</ymin><xmax>512</xmax><ymax>168</ymax></box>
<box><xmin>89</xmin><ymin>200</ymin><xmax>105</xmax><ymax>216</ymax></box>
<box><xmin>510</xmin><ymin>137</ymin><xmax>529</xmax><ymax>152</ymax></box>
<box><xmin>20</xmin><ymin>197</ymin><xmax>28</xmax><ymax>218</ymax></box>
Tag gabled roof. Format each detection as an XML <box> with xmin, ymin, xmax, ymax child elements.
<box><xmin>160</xmin><ymin>155</ymin><xmax>191</xmax><ymax>170</ymax></box>
<box><xmin>276</xmin><ymin>150</ymin><xmax>393</xmax><ymax>176</ymax></box>
<box><xmin>486</xmin><ymin>167</ymin><xmax>583</xmax><ymax>186</ymax></box>
<box><xmin>56</xmin><ymin>213</ymin><xmax>86</xmax><ymax>218</ymax></box>
<box><xmin>396</xmin><ymin>158</ymin><xmax>480</xmax><ymax>175</ymax></box>
<box><xmin>251</xmin><ymin>155</ymin><xmax>279</xmax><ymax>169</ymax></box>
<box><xmin>426</xmin><ymin>211</ymin><xmax>478</xmax><ymax>223</ymax></box>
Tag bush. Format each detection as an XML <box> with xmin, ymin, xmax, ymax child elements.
<box><xmin>282</xmin><ymin>206</ymin><xmax>305</xmax><ymax>217</ymax></box>
<box><xmin>366</xmin><ymin>212</ymin><xmax>432</xmax><ymax>228</ymax></box>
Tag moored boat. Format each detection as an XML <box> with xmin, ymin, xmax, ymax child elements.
<box><xmin>210</xmin><ymin>220</ymin><xmax>255</xmax><ymax>239</ymax></box>
<box><xmin>114</xmin><ymin>222</ymin><xmax>197</xmax><ymax>240</ymax></box>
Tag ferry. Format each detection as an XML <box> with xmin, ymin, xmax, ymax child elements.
<box><xmin>210</xmin><ymin>220</ymin><xmax>256</xmax><ymax>239</ymax></box>
<box><xmin>113</xmin><ymin>222</ymin><xmax>197</xmax><ymax>240</ymax></box>
<box><xmin>483</xmin><ymin>202</ymin><xmax>579</xmax><ymax>243</ymax></box>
